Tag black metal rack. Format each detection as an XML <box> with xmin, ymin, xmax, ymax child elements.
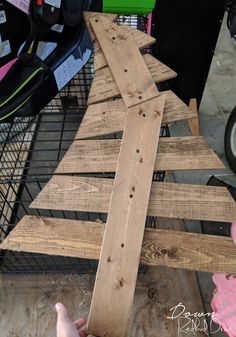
<box><xmin>0</xmin><ymin>15</ymin><xmax>169</xmax><ymax>274</ymax></box>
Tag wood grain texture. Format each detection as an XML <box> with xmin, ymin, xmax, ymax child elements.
<box><xmin>88</xmin><ymin>54</ymin><xmax>176</xmax><ymax>105</ymax></box>
<box><xmin>3</xmin><ymin>215</ymin><xmax>236</xmax><ymax>274</ymax></box>
<box><xmin>77</xmin><ymin>91</ymin><xmax>197</xmax><ymax>140</ymax></box>
<box><xmin>1</xmin><ymin>215</ymin><xmax>236</xmax><ymax>276</ymax></box>
<box><xmin>83</xmin><ymin>12</ymin><xmax>117</xmax><ymax>40</ymax></box>
<box><xmin>55</xmin><ymin>137</ymin><xmax>224</xmax><ymax>174</ymax></box>
<box><xmin>87</xmin><ymin>95</ymin><xmax>165</xmax><ymax>337</ymax></box>
<box><xmin>88</xmin><ymin>16</ymin><xmax>163</xmax><ymax>337</ymax></box>
<box><xmin>30</xmin><ymin>176</ymin><xmax>236</xmax><ymax>223</ymax></box>
<box><xmin>188</xmin><ymin>98</ymin><xmax>200</xmax><ymax>136</ymax></box>
<box><xmin>94</xmin><ymin>26</ymin><xmax>156</xmax><ymax>71</ymax></box>
<box><xmin>89</xmin><ymin>15</ymin><xmax>159</xmax><ymax>107</ymax></box>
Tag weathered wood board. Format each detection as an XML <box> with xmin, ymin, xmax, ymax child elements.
<box><xmin>87</xmin><ymin>14</ymin><xmax>166</xmax><ymax>337</ymax></box>
<box><xmin>2</xmin><ymin>215</ymin><xmax>236</xmax><ymax>274</ymax></box>
<box><xmin>30</xmin><ymin>176</ymin><xmax>236</xmax><ymax>223</ymax></box>
<box><xmin>188</xmin><ymin>98</ymin><xmax>200</xmax><ymax>136</ymax></box>
<box><xmin>87</xmin><ymin>93</ymin><xmax>165</xmax><ymax>336</ymax></box>
<box><xmin>88</xmin><ymin>54</ymin><xmax>176</xmax><ymax>105</ymax></box>
<box><xmin>76</xmin><ymin>91</ymin><xmax>197</xmax><ymax>140</ymax></box>
<box><xmin>55</xmin><ymin>137</ymin><xmax>224</xmax><ymax>174</ymax></box>
<box><xmin>84</xmin><ymin>12</ymin><xmax>118</xmax><ymax>40</ymax></box>
<box><xmin>89</xmin><ymin>15</ymin><xmax>159</xmax><ymax>108</ymax></box>
<box><xmin>94</xmin><ymin>26</ymin><xmax>156</xmax><ymax>71</ymax></box>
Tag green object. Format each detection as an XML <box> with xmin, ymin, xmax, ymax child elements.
<box><xmin>103</xmin><ymin>0</ymin><xmax>156</xmax><ymax>15</ymax></box>
<box><xmin>0</xmin><ymin>96</ymin><xmax>32</xmax><ymax>121</ymax></box>
<box><xmin>0</xmin><ymin>67</ymin><xmax>44</xmax><ymax>108</ymax></box>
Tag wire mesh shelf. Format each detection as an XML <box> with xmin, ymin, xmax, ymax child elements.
<box><xmin>0</xmin><ymin>15</ymin><xmax>169</xmax><ymax>274</ymax></box>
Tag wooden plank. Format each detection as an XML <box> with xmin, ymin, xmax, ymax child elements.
<box><xmin>188</xmin><ymin>98</ymin><xmax>200</xmax><ymax>136</ymax></box>
<box><xmin>3</xmin><ymin>215</ymin><xmax>236</xmax><ymax>275</ymax></box>
<box><xmin>94</xmin><ymin>26</ymin><xmax>156</xmax><ymax>71</ymax></box>
<box><xmin>2</xmin><ymin>215</ymin><xmax>236</xmax><ymax>274</ymax></box>
<box><xmin>55</xmin><ymin>137</ymin><xmax>224</xmax><ymax>174</ymax></box>
<box><xmin>0</xmin><ymin>216</ymin><xmax>103</xmax><ymax>260</ymax></box>
<box><xmin>88</xmin><ymin>15</ymin><xmax>164</xmax><ymax>337</ymax></box>
<box><xmin>30</xmin><ymin>176</ymin><xmax>236</xmax><ymax>223</ymax></box>
<box><xmin>83</xmin><ymin>12</ymin><xmax>117</xmax><ymax>40</ymax></box>
<box><xmin>87</xmin><ymin>94</ymin><xmax>165</xmax><ymax>337</ymax></box>
<box><xmin>89</xmin><ymin>15</ymin><xmax>159</xmax><ymax>107</ymax></box>
<box><xmin>77</xmin><ymin>91</ymin><xmax>197</xmax><ymax>140</ymax></box>
<box><xmin>88</xmin><ymin>54</ymin><xmax>176</xmax><ymax>105</ymax></box>
<box><xmin>76</xmin><ymin>99</ymin><xmax>126</xmax><ymax>139</ymax></box>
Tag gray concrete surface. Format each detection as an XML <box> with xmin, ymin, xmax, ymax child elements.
<box><xmin>172</xmin><ymin>14</ymin><xmax>236</xmax><ymax>337</ymax></box>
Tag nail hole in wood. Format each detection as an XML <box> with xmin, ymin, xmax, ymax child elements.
<box><xmin>119</xmin><ymin>279</ymin><xmax>124</xmax><ymax>287</ymax></box>
<box><xmin>139</xmin><ymin>95</ymin><xmax>142</xmax><ymax>99</ymax></box>
<box><xmin>95</xmin><ymin>19</ymin><xmax>98</xmax><ymax>22</ymax></box>
<box><xmin>139</xmin><ymin>157</ymin><xmax>143</xmax><ymax>163</ymax></box>
<box><xmin>161</xmin><ymin>249</ymin><xmax>168</xmax><ymax>255</ymax></box>
<box><xmin>136</xmin><ymin>149</ymin><xmax>140</xmax><ymax>153</ymax></box>
<box><xmin>124</xmin><ymin>69</ymin><xmax>128</xmax><ymax>72</ymax></box>
<box><xmin>132</xmin><ymin>186</ymin><xmax>135</xmax><ymax>192</ymax></box>
<box><xmin>142</xmin><ymin>114</ymin><xmax>146</xmax><ymax>117</ymax></box>
<box><xmin>102</xmin><ymin>112</ymin><xmax>106</xmax><ymax>115</ymax></box>
<box><xmin>107</xmin><ymin>257</ymin><xmax>111</xmax><ymax>262</ymax></box>
<box><xmin>129</xmin><ymin>194</ymin><xmax>133</xmax><ymax>198</ymax></box>
<box><xmin>112</xmin><ymin>36</ymin><xmax>116</xmax><ymax>40</ymax></box>
<box><xmin>121</xmin><ymin>243</ymin><xmax>124</xmax><ymax>248</ymax></box>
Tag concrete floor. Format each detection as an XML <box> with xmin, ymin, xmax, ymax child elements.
<box><xmin>171</xmin><ymin>14</ymin><xmax>236</xmax><ymax>337</ymax></box>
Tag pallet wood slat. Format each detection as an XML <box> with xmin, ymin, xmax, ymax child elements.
<box><xmin>88</xmin><ymin>54</ymin><xmax>176</xmax><ymax>105</ymax></box>
<box><xmin>30</xmin><ymin>176</ymin><xmax>236</xmax><ymax>223</ymax></box>
<box><xmin>77</xmin><ymin>91</ymin><xmax>197</xmax><ymax>140</ymax></box>
<box><xmin>55</xmin><ymin>137</ymin><xmax>224</xmax><ymax>174</ymax></box>
<box><xmin>2</xmin><ymin>215</ymin><xmax>236</xmax><ymax>275</ymax></box>
<box><xmin>87</xmin><ymin>15</ymin><xmax>166</xmax><ymax>337</ymax></box>
<box><xmin>84</xmin><ymin>12</ymin><xmax>118</xmax><ymax>40</ymax></box>
<box><xmin>143</xmin><ymin>54</ymin><xmax>177</xmax><ymax>82</ymax></box>
<box><xmin>89</xmin><ymin>15</ymin><xmax>159</xmax><ymax>108</ymax></box>
<box><xmin>87</xmin><ymin>93</ymin><xmax>165</xmax><ymax>336</ymax></box>
<box><xmin>94</xmin><ymin>26</ymin><xmax>156</xmax><ymax>71</ymax></box>
<box><xmin>188</xmin><ymin>98</ymin><xmax>200</xmax><ymax>136</ymax></box>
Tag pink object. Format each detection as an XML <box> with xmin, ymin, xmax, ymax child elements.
<box><xmin>147</xmin><ymin>13</ymin><xmax>152</xmax><ymax>36</ymax></box>
<box><xmin>231</xmin><ymin>223</ymin><xmax>236</xmax><ymax>243</ymax></box>
<box><xmin>211</xmin><ymin>223</ymin><xmax>236</xmax><ymax>337</ymax></box>
<box><xmin>0</xmin><ymin>58</ymin><xmax>18</xmax><ymax>81</ymax></box>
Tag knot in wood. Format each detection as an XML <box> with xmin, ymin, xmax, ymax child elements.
<box><xmin>148</xmin><ymin>287</ymin><xmax>158</xmax><ymax>303</ymax></box>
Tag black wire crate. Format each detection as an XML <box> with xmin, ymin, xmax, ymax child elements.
<box><xmin>0</xmin><ymin>15</ymin><xmax>168</xmax><ymax>274</ymax></box>
<box><xmin>0</xmin><ymin>57</ymin><xmax>94</xmax><ymax>273</ymax></box>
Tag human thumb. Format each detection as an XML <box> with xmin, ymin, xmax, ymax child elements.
<box><xmin>55</xmin><ymin>303</ymin><xmax>69</xmax><ymax>320</ymax></box>
<box><xmin>55</xmin><ymin>303</ymin><xmax>76</xmax><ymax>337</ymax></box>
